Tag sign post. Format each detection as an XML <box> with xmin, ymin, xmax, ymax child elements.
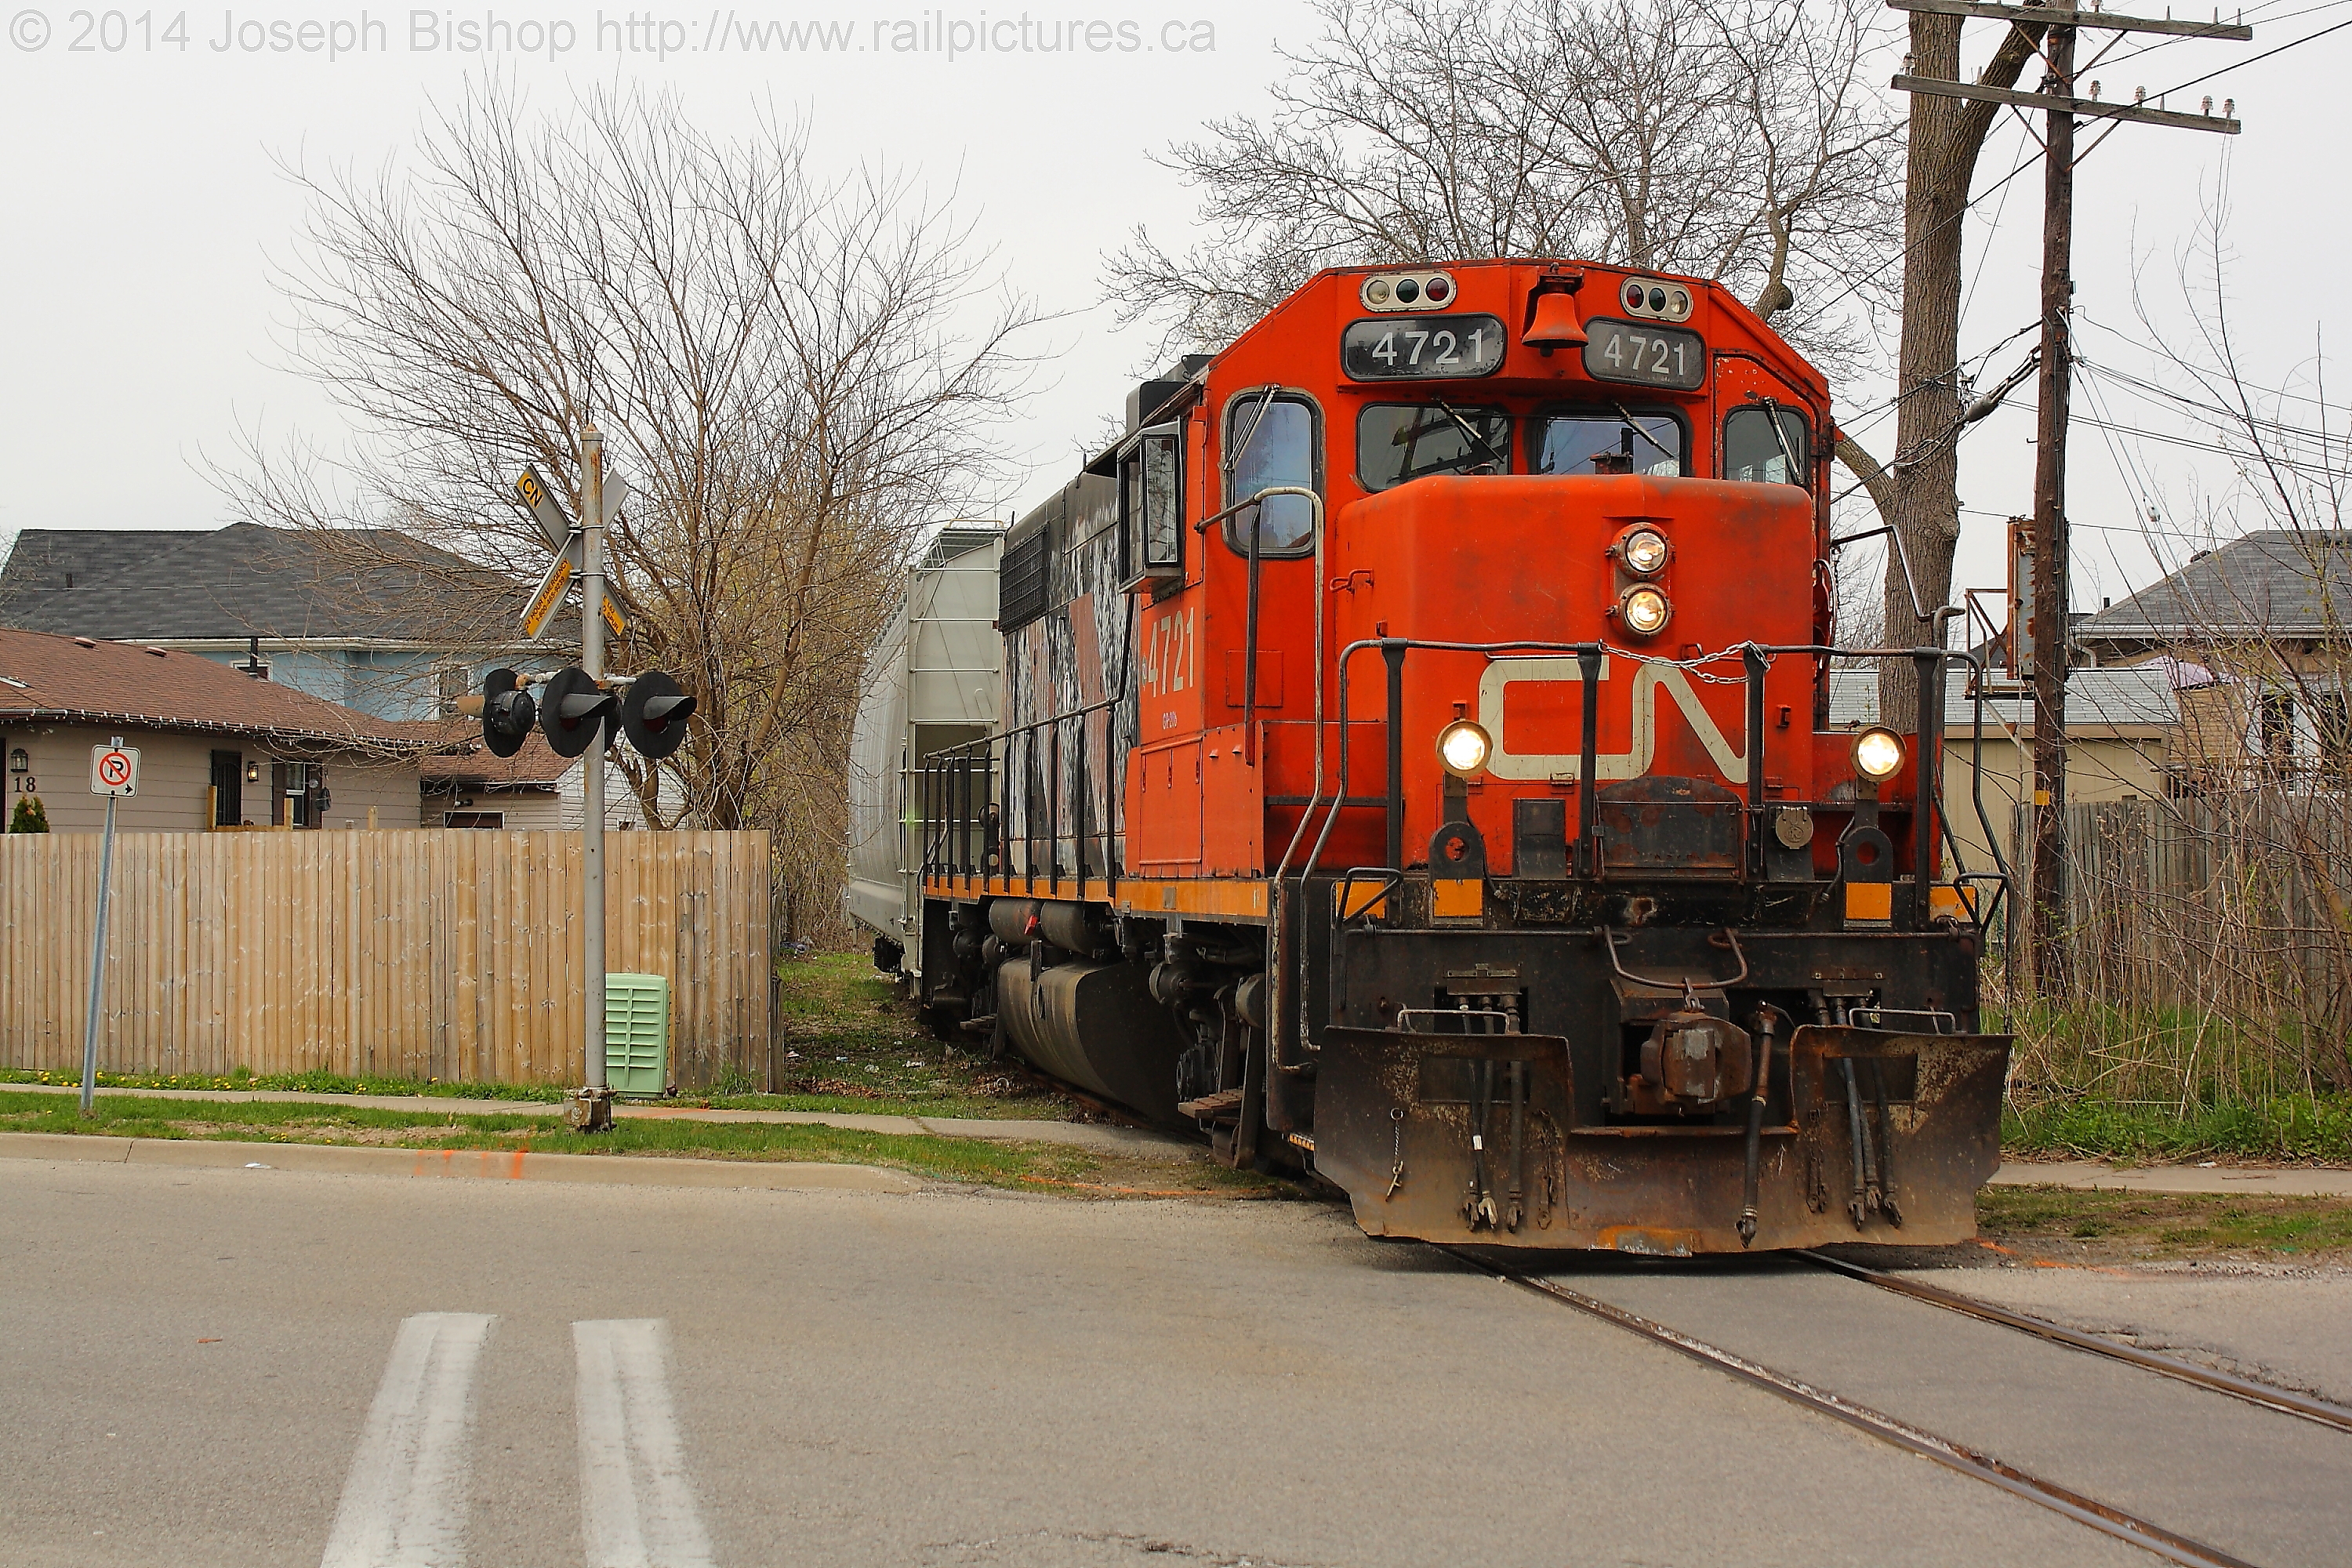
<box><xmin>82</xmin><ymin>737</ymin><xmax>137</xmax><ymax>1116</ymax></box>
<box><xmin>574</xmin><ymin>426</ymin><xmax>615</xmax><ymax>1132</ymax></box>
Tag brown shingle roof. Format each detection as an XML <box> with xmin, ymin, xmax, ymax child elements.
<box><xmin>402</xmin><ymin>719</ymin><xmax>574</xmax><ymax>786</ymax></box>
<box><xmin>0</xmin><ymin>628</ymin><xmax>423</xmax><ymax>748</ymax></box>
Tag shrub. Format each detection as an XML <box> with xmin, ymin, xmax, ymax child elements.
<box><xmin>9</xmin><ymin>795</ymin><xmax>49</xmax><ymax>833</ymax></box>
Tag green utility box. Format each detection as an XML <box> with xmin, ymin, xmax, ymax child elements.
<box><xmin>604</xmin><ymin>973</ymin><xmax>673</xmax><ymax>1098</ymax></box>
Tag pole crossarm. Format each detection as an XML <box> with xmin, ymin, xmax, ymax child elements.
<box><xmin>1891</xmin><ymin>74</ymin><xmax>2241</xmax><ymax>132</ymax></box>
<box><xmin>1886</xmin><ymin>0</ymin><xmax>2250</xmax><ymax>40</ymax></box>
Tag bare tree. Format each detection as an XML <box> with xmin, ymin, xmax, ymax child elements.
<box><xmin>2009</xmin><ymin>203</ymin><xmax>2352</xmax><ymax>1105</ymax></box>
<box><xmin>1105</xmin><ymin>0</ymin><xmax>1904</xmax><ymax>374</ymax></box>
<box><xmin>1109</xmin><ymin>2</ymin><xmax>2063</xmax><ymax>731</ymax></box>
<box><xmin>220</xmin><ymin>82</ymin><xmax>1041</xmax><ymax>932</ymax></box>
<box><xmin>1842</xmin><ymin>13</ymin><xmax>2043</xmax><ymax>726</ymax></box>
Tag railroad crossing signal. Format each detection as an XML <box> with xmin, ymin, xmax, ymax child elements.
<box><xmin>89</xmin><ymin>742</ymin><xmax>138</xmax><ymax>797</ymax></box>
<box><xmin>539</xmin><ymin>666</ymin><xmax>619</xmax><ymax>760</ymax></box>
<box><xmin>619</xmin><ymin>671</ymin><xmax>697</xmax><ymax>760</ymax></box>
<box><xmin>456</xmin><ymin>669</ymin><xmax>538</xmax><ymax>758</ymax></box>
<box><xmin>459</xmin><ymin>666</ymin><xmax>695</xmax><ymax>762</ymax></box>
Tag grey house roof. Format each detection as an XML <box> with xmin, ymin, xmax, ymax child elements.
<box><xmin>1828</xmin><ymin>664</ymin><xmax>2177</xmax><ymax>734</ymax></box>
<box><xmin>0</xmin><ymin>524</ymin><xmax>518</xmax><ymax>644</ymax></box>
<box><xmin>2079</xmin><ymin>530</ymin><xmax>2352</xmax><ymax>642</ymax></box>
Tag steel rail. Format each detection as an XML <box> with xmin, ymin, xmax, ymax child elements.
<box><xmin>1441</xmin><ymin>1248</ymin><xmax>2261</xmax><ymax>1568</ymax></box>
<box><xmin>1798</xmin><ymin>1249</ymin><xmax>2352</xmax><ymax>1438</ymax></box>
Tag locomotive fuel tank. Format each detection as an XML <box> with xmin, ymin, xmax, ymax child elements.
<box><xmin>995</xmin><ymin>951</ymin><xmax>1192</xmax><ymax>1127</ymax></box>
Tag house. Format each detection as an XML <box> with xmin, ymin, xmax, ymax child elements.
<box><xmin>0</xmin><ymin>628</ymin><xmax>427</xmax><ymax>831</ymax></box>
<box><xmin>416</xmin><ymin>723</ymin><xmax>686</xmax><ymax>830</ymax></box>
<box><xmin>0</xmin><ymin>524</ymin><xmax>549</xmax><ymax>721</ymax></box>
<box><xmin>2076</xmin><ymin>529</ymin><xmax>2352</xmax><ymax>789</ymax></box>
<box><xmin>1829</xmin><ymin>663</ymin><xmax>2178</xmax><ymax>880</ymax></box>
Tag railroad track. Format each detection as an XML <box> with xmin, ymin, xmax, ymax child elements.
<box><xmin>1440</xmin><ymin>1244</ymin><xmax>2352</xmax><ymax>1568</ymax></box>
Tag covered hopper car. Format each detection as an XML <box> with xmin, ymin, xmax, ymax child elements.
<box><xmin>855</xmin><ymin>258</ymin><xmax>2012</xmax><ymax>1253</ymax></box>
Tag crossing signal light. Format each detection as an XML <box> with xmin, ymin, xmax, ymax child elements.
<box><xmin>459</xmin><ymin>668</ymin><xmax>537</xmax><ymax>759</ymax></box>
<box><xmin>620</xmin><ymin>670</ymin><xmax>697</xmax><ymax>760</ymax></box>
<box><xmin>539</xmin><ymin>666</ymin><xmax>618</xmax><ymax>759</ymax></box>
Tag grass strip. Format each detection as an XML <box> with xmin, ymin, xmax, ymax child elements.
<box><xmin>1979</xmin><ymin>1185</ymin><xmax>2352</xmax><ymax>1258</ymax></box>
<box><xmin>0</xmin><ymin>1091</ymin><xmax>1269</xmax><ymax>1196</ymax></box>
<box><xmin>2003</xmin><ymin>1094</ymin><xmax>2352</xmax><ymax>1164</ymax></box>
<box><xmin>0</xmin><ymin>1068</ymin><xmax>564</xmax><ymax>1102</ymax></box>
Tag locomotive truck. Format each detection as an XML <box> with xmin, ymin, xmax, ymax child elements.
<box><xmin>849</xmin><ymin>257</ymin><xmax>2011</xmax><ymax>1253</ymax></box>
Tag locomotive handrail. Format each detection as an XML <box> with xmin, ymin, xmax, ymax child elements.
<box><xmin>1302</xmin><ymin>636</ymin><xmax>2005</xmax><ymax>938</ymax></box>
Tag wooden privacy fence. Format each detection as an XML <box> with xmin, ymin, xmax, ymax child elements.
<box><xmin>2003</xmin><ymin>795</ymin><xmax>2352</xmax><ymax>1094</ymax></box>
<box><xmin>0</xmin><ymin>830</ymin><xmax>772</xmax><ymax>1089</ymax></box>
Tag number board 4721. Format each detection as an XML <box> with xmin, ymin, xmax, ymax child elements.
<box><xmin>1581</xmin><ymin>318</ymin><xmax>1707</xmax><ymax>391</ymax></box>
<box><xmin>1341</xmin><ymin>314</ymin><xmax>1507</xmax><ymax>381</ymax></box>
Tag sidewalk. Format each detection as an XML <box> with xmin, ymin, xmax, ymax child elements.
<box><xmin>0</xmin><ymin>1132</ymin><xmax>927</xmax><ymax>1192</ymax></box>
<box><xmin>1992</xmin><ymin>1160</ymin><xmax>2352</xmax><ymax>1199</ymax></box>
<box><xmin>0</xmin><ymin>1081</ymin><xmax>1200</xmax><ymax>1160</ymax></box>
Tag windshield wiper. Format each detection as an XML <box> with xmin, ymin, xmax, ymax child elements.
<box><xmin>1610</xmin><ymin>401</ymin><xmax>1679</xmax><ymax>468</ymax></box>
<box><xmin>1432</xmin><ymin>398</ymin><xmax>1508</xmax><ymax>471</ymax></box>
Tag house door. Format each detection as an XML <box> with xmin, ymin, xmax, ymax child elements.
<box><xmin>209</xmin><ymin>751</ymin><xmax>243</xmax><ymax>826</ymax></box>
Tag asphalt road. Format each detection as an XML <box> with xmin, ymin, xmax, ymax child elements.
<box><xmin>0</xmin><ymin>1156</ymin><xmax>2330</xmax><ymax>1568</ymax></box>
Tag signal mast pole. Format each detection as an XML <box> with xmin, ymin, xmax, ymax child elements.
<box><xmin>579</xmin><ymin>423</ymin><xmax>612</xmax><ymax>1129</ymax></box>
<box><xmin>1889</xmin><ymin>0</ymin><xmax>2249</xmax><ymax>993</ymax></box>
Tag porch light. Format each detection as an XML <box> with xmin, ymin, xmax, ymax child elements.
<box><xmin>7</xmin><ymin>748</ymin><xmax>25</xmax><ymax>775</ymax></box>
<box><xmin>245</xmin><ymin>760</ymin><xmax>262</xmax><ymax>784</ymax></box>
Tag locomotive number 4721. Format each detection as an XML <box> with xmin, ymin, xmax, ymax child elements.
<box><xmin>1582</xmin><ymin>318</ymin><xmax>1708</xmax><ymax>391</ymax></box>
<box><xmin>1341</xmin><ymin>314</ymin><xmax>1508</xmax><ymax>381</ymax></box>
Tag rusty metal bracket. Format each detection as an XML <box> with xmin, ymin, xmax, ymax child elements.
<box><xmin>1596</xmin><ymin>927</ymin><xmax>1750</xmax><ymax>993</ymax></box>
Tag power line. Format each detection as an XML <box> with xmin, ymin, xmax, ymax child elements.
<box><xmin>2157</xmin><ymin>11</ymin><xmax>2352</xmax><ymax>95</ymax></box>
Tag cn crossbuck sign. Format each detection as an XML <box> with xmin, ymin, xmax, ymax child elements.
<box><xmin>516</xmin><ymin>464</ymin><xmax>629</xmax><ymax>642</ymax></box>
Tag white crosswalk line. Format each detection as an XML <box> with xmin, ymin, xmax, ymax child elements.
<box><xmin>573</xmin><ymin>1319</ymin><xmax>716</xmax><ymax>1568</ymax></box>
<box><xmin>320</xmin><ymin>1312</ymin><xmax>497</xmax><ymax>1568</ymax></box>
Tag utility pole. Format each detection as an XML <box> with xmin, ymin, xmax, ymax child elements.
<box><xmin>1890</xmin><ymin>0</ymin><xmax>2249</xmax><ymax>993</ymax></box>
<box><xmin>2030</xmin><ymin>20</ymin><xmax>2076</xmax><ymax>993</ymax></box>
<box><xmin>576</xmin><ymin>423</ymin><xmax>613</xmax><ymax>1132</ymax></box>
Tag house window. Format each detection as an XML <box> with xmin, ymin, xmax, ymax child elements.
<box><xmin>444</xmin><ymin>811</ymin><xmax>505</xmax><ymax>829</ymax></box>
<box><xmin>2256</xmin><ymin>692</ymin><xmax>2296</xmax><ymax>775</ymax></box>
<box><xmin>2310</xmin><ymin>691</ymin><xmax>2352</xmax><ymax>776</ymax></box>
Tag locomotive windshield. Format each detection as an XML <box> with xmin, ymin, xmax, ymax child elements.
<box><xmin>1225</xmin><ymin>392</ymin><xmax>1319</xmax><ymax>557</ymax></box>
<box><xmin>1724</xmin><ymin>405</ymin><xmax>1810</xmax><ymax>488</ymax></box>
<box><xmin>1531</xmin><ymin>408</ymin><xmax>1683</xmax><ymax>477</ymax></box>
<box><xmin>1356</xmin><ymin>402</ymin><xmax>1512</xmax><ymax>492</ymax></box>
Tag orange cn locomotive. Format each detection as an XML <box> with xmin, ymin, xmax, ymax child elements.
<box><xmin>879</xmin><ymin>258</ymin><xmax>2010</xmax><ymax>1252</ymax></box>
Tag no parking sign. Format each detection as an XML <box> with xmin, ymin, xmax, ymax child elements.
<box><xmin>89</xmin><ymin>742</ymin><xmax>138</xmax><ymax>797</ymax></box>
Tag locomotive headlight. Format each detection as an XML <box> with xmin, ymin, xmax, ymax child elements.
<box><xmin>1616</xmin><ymin>526</ymin><xmax>1669</xmax><ymax>575</ymax></box>
<box><xmin>1618</xmin><ymin>584</ymin><xmax>1671</xmax><ymax>637</ymax></box>
<box><xmin>1853</xmin><ymin>726</ymin><xmax>1906</xmax><ymax>781</ymax></box>
<box><xmin>1437</xmin><ymin>719</ymin><xmax>1493</xmax><ymax>777</ymax></box>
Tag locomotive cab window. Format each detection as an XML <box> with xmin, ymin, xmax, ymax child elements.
<box><xmin>1119</xmin><ymin>422</ymin><xmax>1183</xmax><ymax>587</ymax></box>
<box><xmin>1223</xmin><ymin>390</ymin><xmax>1320</xmax><ymax>558</ymax></box>
<box><xmin>1723</xmin><ymin>404</ymin><xmax>1810</xmax><ymax>488</ymax></box>
<box><xmin>1530</xmin><ymin>408</ymin><xmax>1684</xmax><ymax>477</ymax></box>
<box><xmin>1356</xmin><ymin>402</ymin><xmax>1512</xmax><ymax>492</ymax></box>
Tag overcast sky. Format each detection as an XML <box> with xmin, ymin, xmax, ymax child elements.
<box><xmin>1</xmin><ymin>0</ymin><xmax>2344</xmax><ymax>617</ymax></box>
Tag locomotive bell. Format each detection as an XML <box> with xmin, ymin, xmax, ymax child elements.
<box><xmin>1523</xmin><ymin>282</ymin><xmax>1588</xmax><ymax>353</ymax></box>
<box><xmin>1640</xmin><ymin>1011</ymin><xmax>1754</xmax><ymax>1104</ymax></box>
